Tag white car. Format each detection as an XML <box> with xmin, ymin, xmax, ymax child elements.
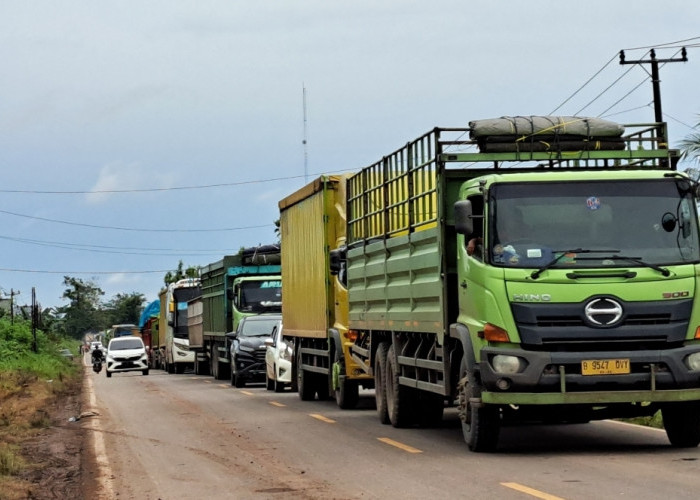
<box><xmin>264</xmin><ymin>323</ymin><xmax>295</xmax><ymax>392</ymax></box>
<box><xmin>106</xmin><ymin>337</ymin><xmax>149</xmax><ymax>377</ymax></box>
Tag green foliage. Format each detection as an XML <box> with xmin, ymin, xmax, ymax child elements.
<box><xmin>164</xmin><ymin>260</ymin><xmax>199</xmax><ymax>286</ymax></box>
<box><xmin>622</xmin><ymin>411</ymin><xmax>664</xmax><ymax>429</ymax></box>
<box><xmin>679</xmin><ymin>117</ymin><xmax>700</xmax><ymax>165</ymax></box>
<box><xmin>103</xmin><ymin>292</ymin><xmax>146</xmax><ymax>325</ymax></box>
<box><xmin>0</xmin><ymin>318</ymin><xmax>79</xmax><ymax>380</ymax></box>
<box><xmin>52</xmin><ymin>276</ymin><xmax>106</xmax><ymax>339</ymax></box>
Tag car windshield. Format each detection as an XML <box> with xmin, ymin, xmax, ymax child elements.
<box><xmin>239</xmin><ymin>318</ymin><xmax>280</xmax><ymax>337</ymax></box>
<box><xmin>489</xmin><ymin>178</ymin><xmax>700</xmax><ymax>269</ymax></box>
<box><xmin>110</xmin><ymin>339</ymin><xmax>143</xmax><ymax>350</ymax></box>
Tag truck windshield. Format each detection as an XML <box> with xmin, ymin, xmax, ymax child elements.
<box><xmin>239</xmin><ymin>280</ymin><xmax>282</xmax><ymax>313</ymax></box>
<box><xmin>489</xmin><ymin>179</ymin><xmax>700</xmax><ymax>269</ymax></box>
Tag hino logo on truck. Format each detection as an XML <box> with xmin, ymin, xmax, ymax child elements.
<box><xmin>584</xmin><ymin>297</ymin><xmax>623</xmax><ymax>327</ymax></box>
<box><xmin>512</xmin><ymin>294</ymin><xmax>551</xmax><ymax>302</ymax></box>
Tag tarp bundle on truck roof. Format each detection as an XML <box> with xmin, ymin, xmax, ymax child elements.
<box><xmin>469</xmin><ymin>116</ymin><xmax>626</xmax><ymax>153</ymax></box>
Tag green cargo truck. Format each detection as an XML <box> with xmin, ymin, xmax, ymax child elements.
<box><xmin>279</xmin><ymin>175</ymin><xmax>374</xmax><ymax>408</ymax></box>
<box><xmin>193</xmin><ymin>247</ymin><xmax>282</xmax><ymax>380</ymax></box>
<box><xmin>345</xmin><ymin>117</ymin><xmax>700</xmax><ymax>451</ymax></box>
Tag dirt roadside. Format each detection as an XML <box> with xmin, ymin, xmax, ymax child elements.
<box><xmin>0</xmin><ymin>363</ymin><xmax>96</xmax><ymax>500</ymax></box>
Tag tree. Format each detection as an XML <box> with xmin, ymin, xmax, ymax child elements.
<box><xmin>679</xmin><ymin>117</ymin><xmax>700</xmax><ymax>165</ymax></box>
<box><xmin>55</xmin><ymin>276</ymin><xmax>105</xmax><ymax>339</ymax></box>
<box><xmin>103</xmin><ymin>292</ymin><xmax>146</xmax><ymax>326</ymax></box>
<box><xmin>164</xmin><ymin>260</ymin><xmax>199</xmax><ymax>286</ymax></box>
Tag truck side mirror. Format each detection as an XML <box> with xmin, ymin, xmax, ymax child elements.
<box><xmin>454</xmin><ymin>200</ymin><xmax>474</xmax><ymax>236</ymax></box>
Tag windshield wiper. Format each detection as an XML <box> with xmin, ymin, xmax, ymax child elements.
<box><xmin>530</xmin><ymin>249</ymin><xmax>620</xmax><ymax>279</ymax></box>
<box><xmin>604</xmin><ymin>255</ymin><xmax>671</xmax><ymax>277</ymax></box>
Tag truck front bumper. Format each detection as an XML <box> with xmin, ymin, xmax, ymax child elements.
<box><xmin>479</xmin><ymin>344</ymin><xmax>700</xmax><ymax>405</ymax></box>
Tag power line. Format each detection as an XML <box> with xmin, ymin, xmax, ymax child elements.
<box><xmin>0</xmin><ymin>169</ymin><xmax>355</xmax><ymax>195</ymax></box>
<box><xmin>0</xmin><ymin>234</ymin><xmax>234</xmax><ymax>256</ymax></box>
<box><xmin>0</xmin><ymin>209</ymin><xmax>274</xmax><ymax>232</ymax></box>
<box><xmin>0</xmin><ymin>267</ymin><xmax>171</xmax><ymax>275</ymax></box>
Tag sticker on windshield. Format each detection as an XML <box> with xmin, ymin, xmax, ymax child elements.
<box><xmin>586</xmin><ymin>196</ymin><xmax>601</xmax><ymax>210</ymax></box>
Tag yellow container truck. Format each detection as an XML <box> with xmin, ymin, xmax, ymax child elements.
<box><xmin>279</xmin><ymin>175</ymin><xmax>374</xmax><ymax>407</ymax></box>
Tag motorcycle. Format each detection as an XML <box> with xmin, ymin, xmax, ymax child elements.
<box><xmin>92</xmin><ymin>359</ymin><xmax>103</xmax><ymax>374</ymax></box>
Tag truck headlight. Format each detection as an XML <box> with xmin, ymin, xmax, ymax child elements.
<box><xmin>492</xmin><ymin>354</ymin><xmax>525</xmax><ymax>374</ymax></box>
<box><xmin>685</xmin><ymin>352</ymin><xmax>700</xmax><ymax>371</ymax></box>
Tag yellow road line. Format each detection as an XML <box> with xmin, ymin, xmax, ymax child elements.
<box><xmin>377</xmin><ymin>437</ymin><xmax>422</xmax><ymax>454</ymax></box>
<box><xmin>269</xmin><ymin>401</ymin><xmax>286</xmax><ymax>407</ymax></box>
<box><xmin>501</xmin><ymin>482</ymin><xmax>565</xmax><ymax>500</ymax></box>
<box><xmin>240</xmin><ymin>390</ymin><xmax>255</xmax><ymax>396</ymax></box>
<box><xmin>309</xmin><ymin>413</ymin><xmax>336</xmax><ymax>423</ymax></box>
<box><xmin>204</xmin><ymin>380</ymin><xmax>212</xmax><ymax>384</ymax></box>
<box><xmin>218</xmin><ymin>384</ymin><xmax>229</xmax><ymax>388</ymax></box>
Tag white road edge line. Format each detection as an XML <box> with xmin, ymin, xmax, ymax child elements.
<box><xmin>84</xmin><ymin>356</ymin><xmax>115</xmax><ymax>499</ymax></box>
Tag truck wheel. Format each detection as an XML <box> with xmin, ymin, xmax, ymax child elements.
<box><xmin>211</xmin><ymin>347</ymin><xmax>220</xmax><ymax>379</ymax></box>
<box><xmin>274</xmin><ymin>374</ymin><xmax>285</xmax><ymax>393</ymax></box>
<box><xmin>416</xmin><ymin>391</ymin><xmax>444</xmax><ymax>427</ymax></box>
<box><xmin>374</xmin><ymin>342</ymin><xmax>390</xmax><ymax>424</ymax></box>
<box><xmin>385</xmin><ymin>344</ymin><xmax>414</xmax><ymax>428</ymax></box>
<box><xmin>662</xmin><ymin>403</ymin><xmax>700</xmax><ymax>448</ymax></box>
<box><xmin>297</xmin><ymin>349</ymin><xmax>315</xmax><ymax>401</ymax></box>
<box><xmin>458</xmin><ymin>358</ymin><xmax>500</xmax><ymax>452</ymax></box>
<box><xmin>336</xmin><ymin>378</ymin><xmax>359</xmax><ymax>409</ymax></box>
<box><xmin>334</xmin><ymin>346</ymin><xmax>359</xmax><ymax>409</ymax></box>
<box><xmin>195</xmin><ymin>357</ymin><xmax>210</xmax><ymax>376</ymax></box>
<box><xmin>316</xmin><ymin>373</ymin><xmax>330</xmax><ymax>401</ymax></box>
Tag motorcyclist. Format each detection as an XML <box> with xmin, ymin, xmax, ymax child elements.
<box><xmin>91</xmin><ymin>346</ymin><xmax>104</xmax><ymax>364</ymax></box>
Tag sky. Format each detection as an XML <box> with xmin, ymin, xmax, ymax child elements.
<box><xmin>1</xmin><ymin>1</ymin><xmax>700</xmax><ymax>312</ymax></box>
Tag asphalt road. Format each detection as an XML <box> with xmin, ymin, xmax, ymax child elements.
<box><xmin>85</xmin><ymin>366</ymin><xmax>700</xmax><ymax>500</ymax></box>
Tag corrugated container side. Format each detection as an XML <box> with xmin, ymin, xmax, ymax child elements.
<box><xmin>188</xmin><ymin>298</ymin><xmax>204</xmax><ymax>347</ymax></box>
<box><xmin>280</xmin><ymin>176</ymin><xmax>343</xmax><ymax>339</ymax></box>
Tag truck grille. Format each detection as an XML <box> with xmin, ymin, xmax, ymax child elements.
<box><xmin>512</xmin><ymin>299</ymin><xmax>691</xmax><ymax>351</ymax></box>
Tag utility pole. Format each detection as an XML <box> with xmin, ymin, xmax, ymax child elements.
<box><xmin>302</xmin><ymin>84</ymin><xmax>309</xmax><ymax>184</ymax></box>
<box><xmin>9</xmin><ymin>288</ymin><xmax>20</xmax><ymax>325</ymax></box>
<box><xmin>619</xmin><ymin>47</ymin><xmax>688</xmax><ymax>144</ymax></box>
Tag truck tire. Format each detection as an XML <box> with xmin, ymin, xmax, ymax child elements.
<box><xmin>274</xmin><ymin>374</ymin><xmax>285</xmax><ymax>393</ymax></box>
<box><xmin>266</xmin><ymin>374</ymin><xmax>275</xmax><ymax>391</ymax></box>
<box><xmin>175</xmin><ymin>363</ymin><xmax>185</xmax><ymax>374</ymax></box>
<box><xmin>211</xmin><ymin>346</ymin><xmax>219</xmax><ymax>379</ymax></box>
<box><xmin>416</xmin><ymin>391</ymin><xmax>444</xmax><ymax>427</ymax></box>
<box><xmin>374</xmin><ymin>342</ymin><xmax>390</xmax><ymax>425</ymax></box>
<box><xmin>195</xmin><ymin>356</ymin><xmax>210</xmax><ymax>376</ymax></box>
<box><xmin>662</xmin><ymin>403</ymin><xmax>700</xmax><ymax>448</ymax></box>
<box><xmin>458</xmin><ymin>358</ymin><xmax>500</xmax><ymax>452</ymax></box>
<box><xmin>334</xmin><ymin>346</ymin><xmax>359</xmax><ymax>409</ymax></box>
<box><xmin>385</xmin><ymin>344</ymin><xmax>414</xmax><ymax>428</ymax></box>
<box><xmin>297</xmin><ymin>349</ymin><xmax>315</xmax><ymax>401</ymax></box>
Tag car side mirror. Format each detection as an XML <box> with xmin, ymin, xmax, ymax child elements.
<box><xmin>264</xmin><ymin>338</ymin><xmax>274</xmax><ymax>347</ymax></box>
